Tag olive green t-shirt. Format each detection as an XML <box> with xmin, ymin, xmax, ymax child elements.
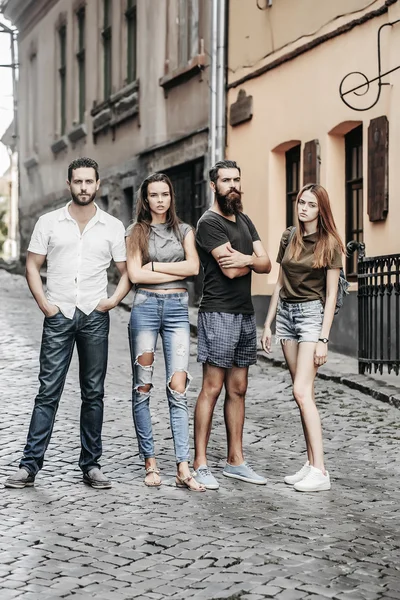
<box><xmin>276</xmin><ymin>227</ymin><xmax>343</xmax><ymax>303</ymax></box>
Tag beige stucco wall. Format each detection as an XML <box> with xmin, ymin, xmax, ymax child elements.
<box><xmin>227</xmin><ymin>1</ymin><xmax>400</xmax><ymax>296</ymax></box>
<box><xmin>228</xmin><ymin>0</ymin><xmax>383</xmax><ymax>83</ymax></box>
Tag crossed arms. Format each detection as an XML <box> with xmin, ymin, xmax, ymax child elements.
<box><xmin>212</xmin><ymin>240</ymin><xmax>271</xmax><ymax>279</ymax></box>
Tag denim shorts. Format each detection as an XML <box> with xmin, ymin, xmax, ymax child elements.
<box><xmin>275</xmin><ymin>299</ymin><xmax>324</xmax><ymax>344</ymax></box>
<box><xmin>197</xmin><ymin>311</ymin><xmax>257</xmax><ymax>368</ymax></box>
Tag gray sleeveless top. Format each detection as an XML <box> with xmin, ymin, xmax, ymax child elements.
<box><xmin>126</xmin><ymin>222</ymin><xmax>192</xmax><ymax>290</ymax></box>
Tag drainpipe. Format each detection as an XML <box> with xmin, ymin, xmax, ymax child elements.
<box><xmin>208</xmin><ymin>0</ymin><xmax>227</xmax><ymax>204</ymax></box>
<box><xmin>215</xmin><ymin>0</ymin><xmax>226</xmax><ymax>164</ymax></box>
<box><xmin>209</xmin><ymin>0</ymin><xmax>218</xmax><ymax>174</ymax></box>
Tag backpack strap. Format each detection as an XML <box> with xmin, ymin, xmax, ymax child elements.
<box><xmin>287</xmin><ymin>226</ymin><xmax>296</xmax><ymax>245</ymax></box>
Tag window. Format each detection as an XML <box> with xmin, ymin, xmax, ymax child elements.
<box><xmin>285</xmin><ymin>145</ymin><xmax>300</xmax><ymax>227</ymax></box>
<box><xmin>164</xmin><ymin>158</ymin><xmax>206</xmax><ymax>305</ymax></box>
<box><xmin>99</xmin><ymin>195</ymin><xmax>109</xmax><ymax>212</ymax></box>
<box><xmin>76</xmin><ymin>7</ymin><xmax>86</xmax><ymax>123</ymax></box>
<box><xmin>122</xmin><ymin>186</ymin><xmax>134</xmax><ymax>226</ymax></box>
<box><xmin>28</xmin><ymin>52</ymin><xmax>38</xmax><ymax>153</ymax></box>
<box><xmin>345</xmin><ymin>126</ymin><xmax>364</xmax><ymax>278</ymax></box>
<box><xmin>59</xmin><ymin>25</ymin><xmax>67</xmax><ymax>135</ymax></box>
<box><xmin>178</xmin><ymin>0</ymin><xmax>198</xmax><ymax>67</ymax></box>
<box><xmin>102</xmin><ymin>0</ymin><xmax>112</xmax><ymax>99</ymax></box>
<box><xmin>126</xmin><ymin>0</ymin><xmax>137</xmax><ymax>83</ymax></box>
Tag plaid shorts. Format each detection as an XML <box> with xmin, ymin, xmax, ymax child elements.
<box><xmin>197</xmin><ymin>312</ymin><xmax>257</xmax><ymax>368</ymax></box>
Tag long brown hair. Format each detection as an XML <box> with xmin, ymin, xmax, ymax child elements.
<box><xmin>287</xmin><ymin>183</ymin><xmax>345</xmax><ymax>268</ymax></box>
<box><xmin>127</xmin><ymin>173</ymin><xmax>181</xmax><ymax>263</ymax></box>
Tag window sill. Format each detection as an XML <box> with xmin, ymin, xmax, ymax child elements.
<box><xmin>24</xmin><ymin>154</ymin><xmax>39</xmax><ymax>170</ymax></box>
<box><xmin>159</xmin><ymin>54</ymin><xmax>205</xmax><ymax>96</ymax></box>
<box><xmin>91</xmin><ymin>98</ymin><xmax>111</xmax><ymax>117</ymax></box>
<box><xmin>68</xmin><ymin>123</ymin><xmax>87</xmax><ymax>144</ymax></box>
<box><xmin>51</xmin><ymin>136</ymin><xmax>68</xmax><ymax>155</ymax></box>
<box><xmin>91</xmin><ymin>80</ymin><xmax>140</xmax><ymax>139</ymax></box>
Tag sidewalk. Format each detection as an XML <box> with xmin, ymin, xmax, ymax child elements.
<box><xmin>117</xmin><ymin>286</ymin><xmax>400</xmax><ymax>409</ymax></box>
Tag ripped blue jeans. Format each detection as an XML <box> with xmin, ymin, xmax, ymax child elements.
<box><xmin>128</xmin><ymin>290</ymin><xmax>191</xmax><ymax>463</ymax></box>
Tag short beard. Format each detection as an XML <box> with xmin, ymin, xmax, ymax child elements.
<box><xmin>215</xmin><ymin>188</ymin><xmax>243</xmax><ymax>216</ymax></box>
<box><xmin>71</xmin><ymin>191</ymin><xmax>96</xmax><ymax>206</ymax></box>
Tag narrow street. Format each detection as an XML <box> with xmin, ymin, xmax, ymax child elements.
<box><xmin>1</xmin><ymin>270</ymin><xmax>400</xmax><ymax>600</ymax></box>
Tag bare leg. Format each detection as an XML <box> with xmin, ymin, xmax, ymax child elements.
<box><xmin>193</xmin><ymin>363</ymin><xmax>225</xmax><ymax>469</ymax></box>
<box><xmin>224</xmin><ymin>366</ymin><xmax>248</xmax><ymax>465</ymax></box>
<box><xmin>292</xmin><ymin>342</ymin><xmax>325</xmax><ymax>472</ymax></box>
<box><xmin>282</xmin><ymin>341</ymin><xmax>313</xmax><ymax>465</ymax></box>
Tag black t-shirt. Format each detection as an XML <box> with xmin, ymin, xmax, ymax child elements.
<box><xmin>195</xmin><ymin>210</ymin><xmax>260</xmax><ymax>314</ymax></box>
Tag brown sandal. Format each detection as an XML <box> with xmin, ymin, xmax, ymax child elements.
<box><xmin>175</xmin><ymin>474</ymin><xmax>206</xmax><ymax>492</ymax></box>
<box><xmin>144</xmin><ymin>467</ymin><xmax>161</xmax><ymax>487</ymax></box>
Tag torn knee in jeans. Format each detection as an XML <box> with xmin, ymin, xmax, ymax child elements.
<box><xmin>136</xmin><ymin>383</ymin><xmax>152</xmax><ymax>394</ymax></box>
<box><xmin>135</xmin><ymin>350</ymin><xmax>154</xmax><ymax>368</ymax></box>
<box><xmin>134</xmin><ymin>350</ymin><xmax>154</xmax><ymax>395</ymax></box>
<box><xmin>167</xmin><ymin>370</ymin><xmax>192</xmax><ymax>397</ymax></box>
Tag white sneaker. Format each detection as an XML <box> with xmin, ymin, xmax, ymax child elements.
<box><xmin>293</xmin><ymin>466</ymin><xmax>331</xmax><ymax>492</ymax></box>
<box><xmin>284</xmin><ymin>461</ymin><xmax>310</xmax><ymax>485</ymax></box>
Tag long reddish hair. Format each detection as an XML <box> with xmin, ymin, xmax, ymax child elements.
<box><xmin>287</xmin><ymin>183</ymin><xmax>345</xmax><ymax>268</ymax></box>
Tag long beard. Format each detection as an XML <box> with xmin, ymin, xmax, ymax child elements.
<box><xmin>71</xmin><ymin>191</ymin><xmax>97</xmax><ymax>206</ymax></box>
<box><xmin>216</xmin><ymin>189</ymin><xmax>243</xmax><ymax>216</ymax></box>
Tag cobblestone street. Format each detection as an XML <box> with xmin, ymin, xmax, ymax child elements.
<box><xmin>1</xmin><ymin>269</ymin><xmax>400</xmax><ymax>600</ymax></box>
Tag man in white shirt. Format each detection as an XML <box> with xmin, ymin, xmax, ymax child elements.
<box><xmin>5</xmin><ymin>157</ymin><xmax>131</xmax><ymax>490</ymax></box>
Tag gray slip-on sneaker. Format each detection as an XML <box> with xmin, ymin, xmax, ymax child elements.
<box><xmin>4</xmin><ymin>467</ymin><xmax>35</xmax><ymax>489</ymax></box>
<box><xmin>83</xmin><ymin>468</ymin><xmax>112</xmax><ymax>489</ymax></box>
<box><xmin>223</xmin><ymin>462</ymin><xmax>267</xmax><ymax>485</ymax></box>
<box><xmin>192</xmin><ymin>465</ymin><xmax>219</xmax><ymax>490</ymax></box>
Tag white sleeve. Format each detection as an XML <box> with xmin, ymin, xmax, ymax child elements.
<box><xmin>112</xmin><ymin>221</ymin><xmax>127</xmax><ymax>262</ymax></box>
<box><xmin>27</xmin><ymin>218</ymin><xmax>49</xmax><ymax>255</ymax></box>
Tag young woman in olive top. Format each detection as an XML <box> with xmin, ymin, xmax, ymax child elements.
<box><xmin>126</xmin><ymin>173</ymin><xmax>205</xmax><ymax>492</ymax></box>
<box><xmin>261</xmin><ymin>183</ymin><xmax>345</xmax><ymax>492</ymax></box>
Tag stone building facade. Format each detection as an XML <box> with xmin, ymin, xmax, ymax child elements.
<box><xmin>4</xmin><ymin>0</ymin><xmax>210</xmax><ymax>299</ymax></box>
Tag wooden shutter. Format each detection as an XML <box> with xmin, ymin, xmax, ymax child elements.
<box><xmin>303</xmin><ymin>140</ymin><xmax>320</xmax><ymax>185</ymax></box>
<box><xmin>368</xmin><ymin>116</ymin><xmax>389</xmax><ymax>222</ymax></box>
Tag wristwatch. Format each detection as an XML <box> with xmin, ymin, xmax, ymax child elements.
<box><xmin>318</xmin><ymin>338</ymin><xmax>329</xmax><ymax>343</ymax></box>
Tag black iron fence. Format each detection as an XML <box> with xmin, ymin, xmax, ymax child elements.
<box><xmin>348</xmin><ymin>242</ymin><xmax>400</xmax><ymax>375</ymax></box>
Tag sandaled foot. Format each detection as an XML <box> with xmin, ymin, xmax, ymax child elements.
<box><xmin>144</xmin><ymin>467</ymin><xmax>161</xmax><ymax>487</ymax></box>
<box><xmin>176</xmin><ymin>474</ymin><xmax>206</xmax><ymax>492</ymax></box>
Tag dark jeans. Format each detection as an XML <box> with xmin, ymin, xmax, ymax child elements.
<box><xmin>20</xmin><ymin>308</ymin><xmax>109</xmax><ymax>476</ymax></box>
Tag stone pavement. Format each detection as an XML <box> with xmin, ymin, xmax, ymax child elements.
<box><xmin>117</xmin><ymin>287</ymin><xmax>400</xmax><ymax>409</ymax></box>
<box><xmin>1</xmin><ymin>268</ymin><xmax>400</xmax><ymax>600</ymax></box>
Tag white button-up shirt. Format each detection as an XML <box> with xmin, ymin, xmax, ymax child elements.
<box><xmin>28</xmin><ymin>202</ymin><xmax>127</xmax><ymax>319</ymax></box>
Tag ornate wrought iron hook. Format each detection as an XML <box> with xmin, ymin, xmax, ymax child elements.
<box><xmin>339</xmin><ymin>19</ymin><xmax>400</xmax><ymax>111</ymax></box>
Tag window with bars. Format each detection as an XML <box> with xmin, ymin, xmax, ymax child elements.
<box><xmin>345</xmin><ymin>125</ymin><xmax>364</xmax><ymax>279</ymax></box>
<box><xmin>58</xmin><ymin>25</ymin><xmax>67</xmax><ymax>135</ymax></box>
<box><xmin>102</xmin><ymin>0</ymin><xmax>112</xmax><ymax>99</ymax></box>
<box><xmin>126</xmin><ymin>0</ymin><xmax>137</xmax><ymax>83</ymax></box>
<box><xmin>76</xmin><ymin>7</ymin><xmax>86</xmax><ymax>123</ymax></box>
<box><xmin>285</xmin><ymin>145</ymin><xmax>301</xmax><ymax>227</ymax></box>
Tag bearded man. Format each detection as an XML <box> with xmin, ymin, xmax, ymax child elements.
<box><xmin>5</xmin><ymin>157</ymin><xmax>131</xmax><ymax>490</ymax></box>
<box><xmin>193</xmin><ymin>160</ymin><xmax>271</xmax><ymax>490</ymax></box>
